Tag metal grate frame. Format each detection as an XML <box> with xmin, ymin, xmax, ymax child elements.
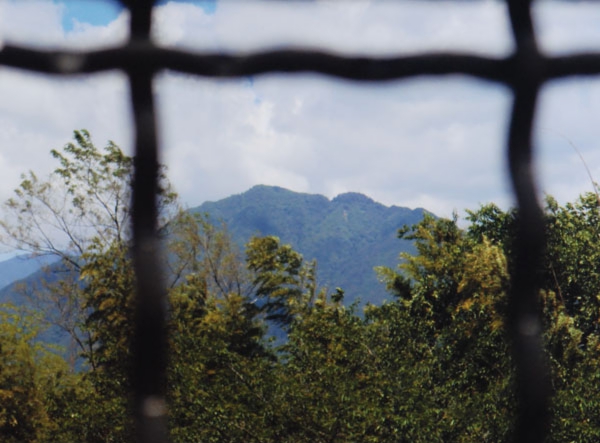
<box><xmin>3</xmin><ymin>1</ymin><xmax>600</xmax><ymax>442</ymax></box>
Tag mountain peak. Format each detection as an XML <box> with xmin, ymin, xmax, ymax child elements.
<box><xmin>246</xmin><ymin>184</ymin><xmax>293</xmax><ymax>195</ymax></box>
<box><xmin>189</xmin><ymin>185</ymin><xmax>426</xmax><ymax>306</ymax></box>
<box><xmin>332</xmin><ymin>192</ymin><xmax>376</xmax><ymax>206</ymax></box>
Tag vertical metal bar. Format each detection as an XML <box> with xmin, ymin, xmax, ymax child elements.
<box><xmin>130</xmin><ymin>73</ymin><xmax>169</xmax><ymax>443</ymax></box>
<box><xmin>125</xmin><ymin>0</ymin><xmax>153</xmax><ymax>39</ymax></box>
<box><xmin>506</xmin><ymin>1</ymin><xmax>551</xmax><ymax>442</ymax></box>
<box><xmin>124</xmin><ymin>1</ymin><xmax>170</xmax><ymax>442</ymax></box>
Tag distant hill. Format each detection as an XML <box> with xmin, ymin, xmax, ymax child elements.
<box><xmin>0</xmin><ymin>254</ymin><xmax>60</xmax><ymax>292</ymax></box>
<box><xmin>0</xmin><ymin>185</ymin><xmax>429</xmax><ymax>355</ymax></box>
<box><xmin>0</xmin><ymin>258</ymin><xmax>77</xmax><ymax>355</ymax></box>
<box><xmin>193</xmin><ymin>185</ymin><xmax>428</xmax><ymax>305</ymax></box>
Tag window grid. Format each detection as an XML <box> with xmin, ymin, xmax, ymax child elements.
<box><xmin>2</xmin><ymin>1</ymin><xmax>599</xmax><ymax>442</ymax></box>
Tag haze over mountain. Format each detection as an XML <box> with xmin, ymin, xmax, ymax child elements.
<box><xmin>193</xmin><ymin>185</ymin><xmax>427</xmax><ymax>305</ymax></box>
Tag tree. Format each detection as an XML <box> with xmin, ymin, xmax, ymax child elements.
<box><xmin>0</xmin><ymin>303</ymin><xmax>71</xmax><ymax>443</ymax></box>
<box><xmin>0</xmin><ymin>131</ymin><xmax>179</xmax><ymax>442</ymax></box>
<box><xmin>167</xmin><ymin>231</ymin><xmax>326</xmax><ymax>442</ymax></box>
<box><xmin>2</xmin><ymin>130</ymin><xmax>132</xmax><ymax>260</ymax></box>
<box><xmin>375</xmin><ymin>214</ymin><xmax>516</xmax><ymax>442</ymax></box>
<box><xmin>165</xmin><ymin>211</ymin><xmax>253</xmax><ymax>300</ymax></box>
<box><xmin>246</xmin><ymin>235</ymin><xmax>319</xmax><ymax>327</ymax></box>
<box><xmin>466</xmin><ymin>193</ymin><xmax>600</xmax><ymax>336</ymax></box>
<box><xmin>379</xmin><ymin>195</ymin><xmax>600</xmax><ymax>442</ymax></box>
<box><xmin>0</xmin><ymin>130</ymin><xmax>176</xmax><ymax>366</ymax></box>
<box><xmin>273</xmin><ymin>297</ymin><xmax>384</xmax><ymax>443</ymax></box>
<box><xmin>464</xmin><ymin>194</ymin><xmax>600</xmax><ymax>442</ymax></box>
<box><xmin>543</xmin><ymin>193</ymin><xmax>600</xmax><ymax>337</ymax></box>
<box><xmin>168</xmin><ymin>288</ymin><xmax>274</xmax><ymax>443</ymax></box>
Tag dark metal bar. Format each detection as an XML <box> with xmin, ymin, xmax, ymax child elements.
<box><xmin>506</xmin><ymin>1</ymin><xmax>551</xmax><ymax>442</ymax></box>
<box><xmin>130</xmin><ymin>73</ymin><xmax>170</xmax><ymax>443</ymax></box>
<box><xmin>508</xmin><ymin>0</ymin><xmax>538</xmax><ymax>50</ymax></box>
<box><xmin>122</xmin><ymin>0</ymin><xmax>153</xmax><ymax>39</ymax></box>
<box><xmin>125</xmin><ymin>1</ymin><xmax>170</xmax><ymax>442</ymax></box>
<box><xmin>0</xmin><ymin>44</ymin><xmax>512</xmax><ymax>81</ymax></box>
<box><xmin>3</xmin><ymin>43</ymin><xmax>600</xmax><ymax>83</ymax></box>
<box><xmin>546</xmin><ymin>54</ymin><xmax>600</xmax><ymax>79</ymax></box>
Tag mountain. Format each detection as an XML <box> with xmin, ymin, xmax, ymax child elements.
<box><xmin>193</xmin><ymin>185</ymin><xmax>427</xmax><ymax>305</ymax></box>
<box><xmin>0</xmin><ymin>185</ymin><xmax>428</xmax><ymax>356</ymax></box>
<box><xmin>0</xmin><ymin>257</ymin><xmax>76</xmax><ymax>356</ymax></box>
<box><xmin>0</xmin><ymin>185</ymin><xmax>428</xmax><ymax>312</ymax></box>
<box><xmin>0</xmin><ymin>254</ymin><xmax>60</xmax><ymax>292</ymax></box>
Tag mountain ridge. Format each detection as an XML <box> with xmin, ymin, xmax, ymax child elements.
<box><xmin>0</xmin><ymin>185</ymin><xmax>428</xmax><ymax>307</ymax></box>
<box><xmin>0</xmin><ymin>254</ymin><xmax>60</xmax><ymax>292</ymax></box>
<box><xmin>191</xmin><ymin>185</ymin><xmax>427</xmax><ymax>305</ymax></box>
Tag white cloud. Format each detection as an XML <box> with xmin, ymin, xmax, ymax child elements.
<box><xmin>1</xmin><ymin>0</ymin><xmax>600</xmax><ymax>229</ymax></box>
<box><xmin>533</xmin><ymin>2</ymin><xmax>600</xmax><ymax>55</ymax></box>
<box><xmin>152</xmin><ymin>0</ymin><xmax>512</xmax><ymax>55</ymax></box>
<box><xmin>1</xmin><ymin>1</ymin><xmax>65</xmax><ymax>47</ymax></box>
<box><xmin>0</xmin><ymin>68</ymin><xmax>132</xmax><ymax>204</ymax></box>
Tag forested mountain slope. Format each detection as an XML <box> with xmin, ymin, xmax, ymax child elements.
<box><xmin>0</xmin><ymin>254</ymin><xmax>59</xmax><ymax>291</ymax></box>
<box><xmin>0</xmin><ymin>185</ymin><xmax>427</xmax><ymax>308</ymax></box>
<box><xmin>193</xmin><ymin>185</ymin><xmax>427</xmax><ymax>305</ymax></box>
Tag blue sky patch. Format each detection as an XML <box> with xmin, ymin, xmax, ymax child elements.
<box><xmin>157</xmin><ymin>1</ymin><xmax>216</xmax><ymax>14</ymax></box>
<box><xmin>58</xmin><ymin>0</ymin><xmax>217</xmax><ymax>31</ymax></box>
<box><xmin>57</xmin><ymin>0</ymin><xmax>123</xmax><ymax>31</ymax></box>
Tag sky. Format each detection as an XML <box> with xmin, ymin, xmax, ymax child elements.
<box><xmin>1</xmin><ymin>0</ymin><xmax>600</xmax><ymax>258</ymax></box>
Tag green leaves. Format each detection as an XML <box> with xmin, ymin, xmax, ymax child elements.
<box><xmin>457</xmin><ymin>195</ymin><xmax>600</xmax><ymax>442</ymax></box>
<box><xmin>0</xmin><ymin>304</ymin><xmax>74</xmax><ymax>443</ymax></box>
<box><xmin>246</xmin><ymin>235</ymin><xmax>317</xmax><ymax>327</ymax></box>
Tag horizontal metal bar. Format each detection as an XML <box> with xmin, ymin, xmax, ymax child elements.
<box><xmin>3</xmin><ymin>43</ymin><xmax>600</xmax><ymax>85</ymax></box>
<box><xmin>0</xmin><ymin>44</ymin><xmax>510</xmax><ymax>82</ymax></box>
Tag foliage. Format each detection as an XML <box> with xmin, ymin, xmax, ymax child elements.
<box><xmin>274</xmin><ymin>298</ymin><xmax>385</xmax><ymax>442</ymax></box>
<box><xmin>1</xmin><ymin>130</ymin><xmax>131</xmax><ymax>260</ymax></box>
<box><xmin>0</xmin><ymin>130</ymin><xmax>176</xmax><ymax>365</ymax></box>
<box><xmin>376</xmin><ymin>213</ymin><xmax>516</xmax><ymax>442</ymax></box>
<box><xmin>544</xmin><ymin>194</ymin><xmax>600</xmax><ymax>337</ymax></box>
<box><xmin>168</xmin><ymin>291</ymin><xmax>273</xmax><ymax>443</ymax></box>
<box><xmin>246</xmin><ymin>235</ymin><xmax>318</xmax><ymax>327</ymax></box>
<box><xmin>0</xmin><ymin>304</ymin><xmax>70</xmax><ymax>443</ymax></box>
<box><xmin>466</xmin><ymin>193</ymin><xmax>600</xmax><ymax>336</ymax></box>
<box><xmin>78</xmin><ymin>240</ymin><xmax>136</xmax><ymax>443</ymax></box>
<box><xmin>165</xmin><ymin>211</ymin><xmax>252</xmax><ymax>300</ymax></box>
<box><xmin>465</xmin><ymin>193</ymin><xmax>600</xmax><ymax>442</ymax></box>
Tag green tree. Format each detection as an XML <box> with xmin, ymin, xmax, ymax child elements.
<box><xmin>165</xmin><ymin>211</ymin><xmax>253</xmax><ymax>300</ymax></box>
<box><xmin>0</xmin><ymin>130</ymin><xmax>131</xmax><ymax>259</ymax></box>
<box><xmin>167</xmin><ymin>230</ymin><xmax>324</xmax><ymax>442</ymax></box>
<box><xmin>0</xmin><ymin>131</ymin><xmax>178</xmax><ymax>442</ymax></box>
<box><xmin>375</xmin><ymin>214</ymin><xmax>516</xmax><ymax>442</ymax></box>
<box><xmin>273</xmin><ymin>296</ymin><xmax>383</xmax><ymax>442</ymax></box>
<box><xmin>466</xmin><ymin>193</ymin><xmax>600</xmax><ymax>336</ymax></box>
<box><xmin>75</xmin><ymin>241</ymin><xmax>136</xmax><ymax>443</ymax></box>
<box><xmin>246</xmin><ymin>235</ymin><xmax>318</xmax><ymax>327</ymax></box>
<box><xmin>544</xmin><ymin>193</ymin><xmax>600</xmax><ymax>336</ymax></box>
<box><xmin>0</xmin><ymin>130</ymin><xmax>176</xmax><ymax>365</ymax></box>
<box><xmin>168</xmin><ymin>289</ymin><xmax>274</xmax><ymax>443</ymax></box>
<box><xmin>0</xmin><ymin>304</ymin><xmax>70</xmax><ymax>443</ymax></box>
<box><xmin>465</xmin><ymin>194</ymin><xmax>600</xmax><ymax>442</ymax></box>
